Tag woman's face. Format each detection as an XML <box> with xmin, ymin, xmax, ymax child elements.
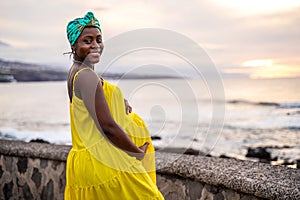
<box><xmin>73</xmin><ymin>27</ymin><xmax>104</xmax><ymax>65</ymax></box>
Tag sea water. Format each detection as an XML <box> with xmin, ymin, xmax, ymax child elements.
<box><xmin>0</xmin><ymin>78</ymin><xmax>299</xmax><ymax>161</ymax></box>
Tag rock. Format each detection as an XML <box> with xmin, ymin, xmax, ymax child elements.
<box><xmin>151</xmin><ymin>136</ymin><xmax>161</xmax><ymax>140</ymax></box>
<box><xmin>219</xmin><ymin>154</ymin><xmax>232</xmax><ymax>159</ymax></box>
<box><xmin>245</xmin><ymin>147</ymin><xmax>271</xmax><ymax>161</ymax></box>
<box><xmin>155</xmin><ymin>147</ymin><xmax>202</xmax><ymax>155</ymax></box>
<box><xmin>29</xmin><ymin>139</ymin><xmax>50</xmax><ymax>144</ymax></box>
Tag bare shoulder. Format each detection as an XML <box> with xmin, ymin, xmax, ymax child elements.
<box><xmin>77</xmin><ymin>68</ymin><xmax>98</xmax><ymax>79</ymax></box>
<box><xmin>75</xmin><ymin>68</ymin><xmax>102</xmax><ymax>89</ymax></box>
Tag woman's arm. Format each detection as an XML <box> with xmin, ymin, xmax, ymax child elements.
<box><xmin>75</xmin><ymin>69</ymin><xmax>148</xmax><ymax>160</ymax></box>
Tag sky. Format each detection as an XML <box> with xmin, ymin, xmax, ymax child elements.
<box><xmin>0</xmin><ymin>0</ymin><xmax>300</xmax><ymax>79</ymax></box>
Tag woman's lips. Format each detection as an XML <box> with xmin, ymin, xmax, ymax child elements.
<box><xmin>89</xmin><ymin>51</ymin><xmax>100</xmax><ymax>57</ymax></box>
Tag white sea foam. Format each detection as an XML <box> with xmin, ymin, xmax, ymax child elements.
<box><xmin>0</xmin><ymin>127</ymin><xmax>71</xmax><ymax>145</ymax></box>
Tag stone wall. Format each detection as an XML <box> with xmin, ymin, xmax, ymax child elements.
<box><xmin>0</xmin><ymin>139</ymin><xmax>69</xmax><ymax>200</ymax></box>
<box><xmin>156</xmin><ymin>174</ymin><xmax>262</xmax><ymax>200</ymax></box>
<box><xmin>0</xmin><ymin>155</ymin><xmax>65</xmax><ymax>200</ymax></box>
<box><xmin>0</xmin><ymin>139</ymin><xmax>299</xmax><ymax>200</ymax></box>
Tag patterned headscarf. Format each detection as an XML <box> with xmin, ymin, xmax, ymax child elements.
<box><xmin>67</xmin><ymin>12</ymin><xmax>101</xmax><ymax>46</ymax></box>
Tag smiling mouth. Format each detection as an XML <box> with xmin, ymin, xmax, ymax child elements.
<box><xmin>89</xmin><ymin>51</ymin><xmax>100</xmax><ymax>54</ymax></box>
<box><xmin>88</xmin><ymin>51</ymin><xmax>101</xmax><ymax>58</ymax></box>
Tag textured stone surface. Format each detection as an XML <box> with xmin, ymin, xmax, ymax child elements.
<box><xmin>0</xmin><ymin>139</ymin><xmax>70</xmax><ymax>161</ymax></box>
<box><xmin>155</xmin><ymin>152</ymin><xmax>300</xmax><ymax>199</ymax></box>
<box><xmin>0</xmin><ymin>165</ymin><xmax>3</xmax><ymax>179</ymax></box>
<box><xmin>186</xmin><ymin>179</ymin><xmax>203</xmax><ymax>199</ymax></box>
<box><xmin>0</xmin><ymin>155</ymin><xmax>66</xmax><ymax>199</ymax></box>
<box><xmin>1</xmin><ymin>139</ymin><xmax>299</xmax><ymax>200</ymax></box>
<box><xmin>156</xmin><ymin>174</ymin><xmax>187</xmax><ymax>199</ymax></box>
<box><xmin>17</xmin><ymin>157</ymin><xmax>28</xmax><ymax>174</ymax></box>
<box><xmin>31</xmin><ymin>167</ymin><xmax>42</xmax><ymax>188</ymax></box>
<box><xmin>156</xmin><ymin>174</ymin><xmax>262</xmax><ymax>200</ymax></box>
<box><xmin>41</xmin><ymin>180</ymin><xmax>54</xmax><ymax>200</ymax></box>
<box><xmin>40</xmin><ymin>159</ymin><xmax>48</xmax><ymax>169</ymax></box>
<box><xmin>3</xmin><ymin>181</ymin><xmax>13</xmax><ymax>200</ymax></box>
<box><xmin>22</xmin><ymin>182</ymin><xmax>34</xmax><ymax>200</ymax></box>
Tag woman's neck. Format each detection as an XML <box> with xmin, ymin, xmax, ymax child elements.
<box><xmin>73</xmin><ymin>60</ymin><xmax>94</xmax><ymax>70</ymax></box>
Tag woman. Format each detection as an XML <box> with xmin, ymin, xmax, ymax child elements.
<box><xmin>64</xmin><ymin>12</ymin><xmax>164</xmax><ymax>199</ymax></box>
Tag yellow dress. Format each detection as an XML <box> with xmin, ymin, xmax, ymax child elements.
<box><xmin>64</xmin><ymin>68</ymin><xmax>164</xmax><ymax>200</ymax></box>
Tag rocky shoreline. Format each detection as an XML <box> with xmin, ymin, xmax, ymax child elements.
<box><xmin>0</xmin><ymin>58</ymin><xmax>68</xmax><ymax>82</ymax></box>
<box><xmin>155</xmin><ymin>146</ymin><xmax>300</xmax><ymax>168</ymax></box>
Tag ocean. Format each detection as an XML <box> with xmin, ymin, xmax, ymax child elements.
<box><xmin>0</xmin><ymin>78</ymin><xmax>299</xmax><ymax>164</ymax></box>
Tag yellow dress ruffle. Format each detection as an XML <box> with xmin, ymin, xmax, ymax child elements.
<box><xmin>64</xmin><ymin>68</ymin><xmax>164</xmax><ymax>200</ymax></box>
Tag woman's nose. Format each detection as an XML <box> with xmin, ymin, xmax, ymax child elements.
<box><xmin>91</xmin><ymin>40</ymin><xmax>100</xmax><ymax>48</ymax></box>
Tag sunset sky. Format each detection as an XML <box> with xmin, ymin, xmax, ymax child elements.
<box><xmin>0</xmin><ymin>0</ymin><xmax>299</xmax><ymax>79</ymax></box>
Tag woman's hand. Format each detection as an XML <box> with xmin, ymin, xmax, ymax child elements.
<box><xmin>124</xmin><ymin>99</ymin><xmax>132</xmax><ymax>114</ymax></box>
<box><xmin>139</xmin><ymin>142</ymin><xmax>149</xmax><ymax>152</ymax></box>
<box><xmin>136</xmin><ymin>142</ymin><xmax>150</xmax><ymax>160</ymax></box>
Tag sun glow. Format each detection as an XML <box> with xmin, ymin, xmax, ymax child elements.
<box><xmin>243</xmin><ymin>59</ymin><xmax>300</xmax><ymax>79</ymax></box>
<box><xmin>242</xmin><ymin>59</ymin><xmax>273</xmax><ymax>68</ymax></box>
<box><xmin>222</xmin><ymin>59</ymin><xmax>300</xmax><ymax>79</ymax></box>
<box><xmin>250</xmin><ymin>65</ymin><xmax>300</xmax><ymax>79</ymax></box>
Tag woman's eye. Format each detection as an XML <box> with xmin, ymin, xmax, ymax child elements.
<box><xmin>97</xmin><ymin>39</ymin><xmax>102</xmax><ymax>43</ymax></box>
<box><xmin>84</xmin><ymin>40</ymin><xmax>92</xmax><ymax>44</ymax></box>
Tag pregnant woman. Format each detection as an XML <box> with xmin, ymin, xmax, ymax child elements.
<box><xmin>64</xmin><ymin>12</ymin><xmax>164</xmax><ymax>199</ymax></box>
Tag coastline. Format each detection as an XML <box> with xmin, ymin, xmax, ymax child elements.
<box><xmin>1</xmin><ymin>129</ymin><xmax>299</xmax><ymax>169</ymax></box>
<box><xmin>0</xmin><ymin>131</ymin><xmax>299</xmax><ymax>169</ymax></box>
<box><xmin>0</xmin><ymin>58</ymin><xmax>180</xmax><ymax>82</ymax></box>
<box><xmin>154</xmin><ymin>145</ymin><xmax>300</xmax><ymax>169</ymax></box>
<box><xmin>1</xmin><ymin>66</ymin><xmax>299</xmax><ymax>170</ymax></box>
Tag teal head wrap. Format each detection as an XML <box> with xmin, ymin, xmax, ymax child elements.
<box><xmin>67</xmin><ymin>12</ymin><xmax>101</xmax><ymax>46</ymax></box>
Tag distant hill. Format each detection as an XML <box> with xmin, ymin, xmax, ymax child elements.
<box><xmin>0</xmin><ymin>58</ymin><xmax>181</xmax><ymax>82</ymax></box>
<box><xmin>0</xmin><ymin>58</ymin><xmax>68</xmax><ymax>82</ymax></box>
<box><xmin>0</xmin><ymin>41</ymin><xmax>10</xmax><ymax>47</ymax></box>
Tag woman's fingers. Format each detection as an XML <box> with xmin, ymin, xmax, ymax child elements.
<box><xmin>139</xmin><ymin>142</ymin><xmax>150</xmax><ymax>153</ymax></box>
<box><xmin>124</xmin><ymin>99</ymin><xmax>132</xmax><ymax>114</ymax></box>
<box><xmin>135</xmin><ymin>142</ymin><xmax>150</xmax><ymax>160</ymax></box>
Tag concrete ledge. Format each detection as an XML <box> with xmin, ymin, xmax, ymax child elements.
<box><xmin>0</xmin><ymin>139</ymin><xmax>70</xmax><ymax>161</ymax></box>
<box><xmin>0</xmin><ymin>139</ymin><xmax>299</xmax><ymax>199</ymax></box>
<box><xmin>155</xmin><ymin>152</ymin><xmax>300</xmax><ymax>199</ymax></box>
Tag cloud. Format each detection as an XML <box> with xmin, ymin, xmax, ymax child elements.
<box><xmin>194</xmin><ymin>5</ymin><xmax>300</xmax><ymax>71</ymax></box>
<box><xmin>0</xmin><ymin>0</ymin><xmax>299</xmax><ymax>78</ymax></box>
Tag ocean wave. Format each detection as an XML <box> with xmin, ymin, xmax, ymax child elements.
<box><xmin>0</xmin><ymin>128</ymin><xmax>71</xmax><ymax>144</ymax></box>
<box><xmin>227</xmin><ymin>100</ymin><xmax>300</xmax><ymax>108</ymax></box>
<box><xmin>285</xmin><ymin>126</ymin><xmax>300</xmax><ymax>131</ymax></box>
<box><xmin>279</xmin><ymin>102</ymin><xmax>300</xmax><ymax>108</ymax></box>
<box><xmin>223</xmin><ymin>125</ymin><xmax>300</xmax><ymax>132</ymax></box>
